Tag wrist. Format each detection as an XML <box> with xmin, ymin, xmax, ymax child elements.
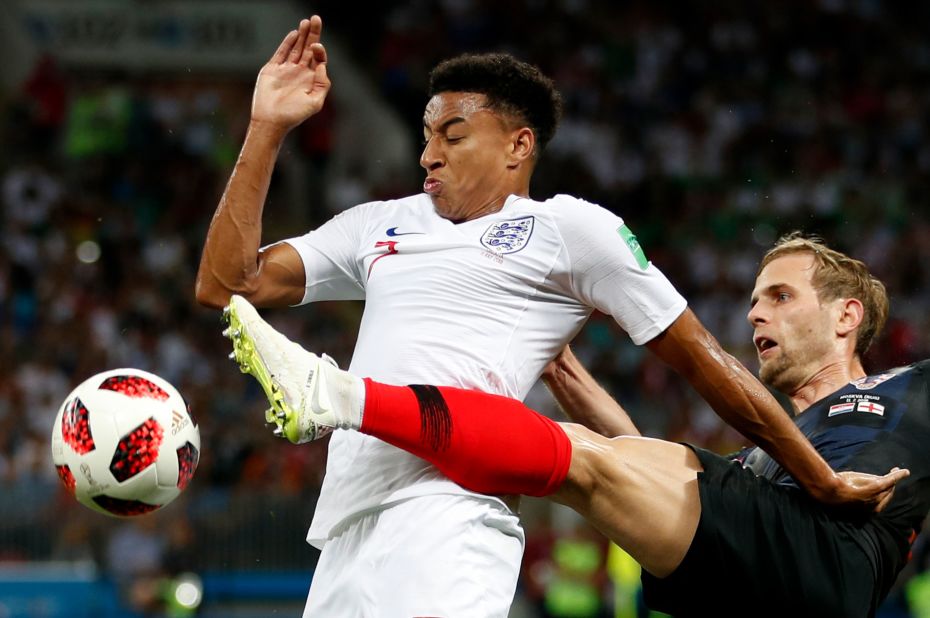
<box><xmin>247</xmin><ymin>117</ymin><xmax>292</xmax><ymax>141</ymax></box>
<box><xmin>799</xmin><ymin>465</ymin><xmax>841</xmax><ymax>500</ymax></box>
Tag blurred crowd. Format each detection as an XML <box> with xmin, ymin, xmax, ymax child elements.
<box><xmin>2</xmin><ymin>0</ymin><xmax>930</xmax><ymax>616</ymax></box>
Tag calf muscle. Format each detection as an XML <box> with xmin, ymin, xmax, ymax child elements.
<box><xmin>554</xmin><ymin>425</ymin><xmax>703</xmax><ymax>577</ymax></box>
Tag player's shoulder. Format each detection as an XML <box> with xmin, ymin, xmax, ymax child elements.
<box><xmin>529</xmin><ymin>193</ymin><xmax>624</xmax><ymax>229</ymax></box>
<box><xmin>346</xmin><ymin>193</ymin><xmax>431</xmax><ymax>215</ymax></box>
<box><xmin>535</xmin><ymin>193</ymin><xmax>613</xmax><ymax>214</ymax></box>
<box><xmin>847</xmin><ymin>361</ymin><xmax>930</xmax><ymax>392</ymax></box>
<box><xmin>335</xmin><ymin>194</ymin><xmax>435</xmax><ymax>223</ymax></box>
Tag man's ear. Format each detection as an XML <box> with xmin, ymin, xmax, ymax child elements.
<box><xmin>836</xmin><ymin>297</ymin><xmax>865</xmax><ymax>339</ymax></box>
<box><xmin>508</xmin><ymin>127</ymin><xmax>536</xmax><ymax>166</ymax></box>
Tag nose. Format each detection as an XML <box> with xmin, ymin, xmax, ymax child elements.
<box><xmin>746</xmin><ymin>302</ymin><xmax>767</xmax><ymax>327</ymax></box>
<box><xmin>420</xmin><ymin>137</ymin><xmax>443</xmax><ymax>171</ymax></box>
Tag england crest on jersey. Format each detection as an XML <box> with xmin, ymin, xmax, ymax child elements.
<box><xmin>481</xmin><ymin>216</ymin><xmax>535</xmax><ymax>254</ymax></box>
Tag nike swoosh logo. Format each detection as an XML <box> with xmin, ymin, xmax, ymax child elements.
<box><xmin>386</xmin><ymin>227</ymin><xmax>424</xmax><ymax>237</ymax></box>
<box><xmin>309</xmin><ymin>366</ymin><xmax>331</xmax><ymax>419</ymax></box>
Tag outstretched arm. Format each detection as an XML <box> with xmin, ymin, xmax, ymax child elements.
<box><xmin>196</xmin><ymin>17</ymin><xmax>331</xmax><ymax>309</ymax></box>
<box><xmin>541</xmin><ymin>346</ymin><xmax>641</xmax><ymax>438</ymax></box>
<box><xmin>647</xmin><ymin>308</ymin><xmax>887</xmax><ymax>511</ymax></box>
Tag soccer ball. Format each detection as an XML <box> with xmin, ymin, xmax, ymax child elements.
<box><xmin>50</xmin><ymin>368</ymin><xmax>200</xmax><ymax>517</ymax></box>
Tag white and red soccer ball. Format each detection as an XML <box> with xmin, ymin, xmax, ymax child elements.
<box><xmin>50</xmin><ymin>368</ymin><xmax>200</xmax><ymax>517</ymax></box>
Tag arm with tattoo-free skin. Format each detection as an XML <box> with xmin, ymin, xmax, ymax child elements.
<box><xmin>648</xmin><ymin>308</ymin><xmax>898</xmax><ymax>512</ymax></box>
<box><xmin>541</xmin><ymin>346</ymin><xmax>641</xmax><ymax>438</ymax></box>
<box><xmin>546</xmin><ymin>309</ymin><xmax>906</xmax><ymax>512</ymax></box>
<box><xmin>196</xmin><ymin>17</ymin><xmax>330</xmax><ymax>309</ymax></box>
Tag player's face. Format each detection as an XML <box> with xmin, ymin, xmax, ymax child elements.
<box><xmin>747</xmin><ymin>254</ymin><xmax>840</xmax><ymax>393</ymax></box>
<box><xmin>420</xmin><ymin>92</ymin><xmax>520</xmax><ymax>222</ymax></box>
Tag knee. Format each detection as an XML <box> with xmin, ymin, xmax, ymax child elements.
<box><xmin>559</xmin><ymin>423</ymin><xmax>623</xmax><ymax>496</ymax></box>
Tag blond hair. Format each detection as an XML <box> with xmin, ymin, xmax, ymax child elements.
<box><xmin>758</xmin><ymin>232</ymin><xmax>889</xmax><ymax>357</ymax></box>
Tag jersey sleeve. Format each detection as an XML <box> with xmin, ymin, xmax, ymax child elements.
<box><xmin>276</xmin><ymin>203</ymin><xmax>372</xmax><ymax>305</ymax></box>
<box><xmin>552</xmin><ymin>196</ymin><xmax>687</xmax><ymax>345</ymax></box>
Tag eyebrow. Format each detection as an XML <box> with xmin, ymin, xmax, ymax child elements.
<box><xmin>749</xmin><ymin>283</ymin><xmax>787</xmax><ymax>306</ymax></box>
<box><xmin>423</xmin><ymin>117</ymin><xmax>466</xmax><ymax>133</ymax></box>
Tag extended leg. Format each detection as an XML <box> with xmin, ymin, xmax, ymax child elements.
<box><xmin>361</xmin><ymin>379</ymin><xmax>572</xmax><ymax>497</ymax></box>
<box><xmin>553</xmin><ymin>425</ymin><xmax>702</xmax><ymax>577</ymax></box>
<box><xmin>222</xmin><ymin>295</ymin><xmax>702</xmax><ymax>576</ymax></box>
<box><xmin>360</xmin><ymin>380</ymin><xmax>702</xmax><ymax>577</ymax></box>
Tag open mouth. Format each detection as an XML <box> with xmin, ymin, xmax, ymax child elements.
<box><xmin>754</xmin><ymin>336</ymin><xmax>779</xmax><ymax>355</ymax></box>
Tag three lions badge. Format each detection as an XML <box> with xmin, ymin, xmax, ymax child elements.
<box><xmin>480</xmin><ymin>217</ymin><xmax>535</xmax><ymax>254</ymax></box>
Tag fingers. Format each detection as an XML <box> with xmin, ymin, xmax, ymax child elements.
<box><xmin>874</xmin><ymin>467</ymin><xmax>910</xmax><ymax>489</ymax></box>
<box><xmin>271</xmin><ymin>16</ymin><xmax>325</xmax><ymax>67</ymax></box>
<box><xmin>832</xmin><ymin>467</ymin><xmax>910</xmax><ymax>514</ymax></box>
<box><xmin>874</xmin><ymin>486</ymin><xmax>895</xmax><ymax>512</ymax></box>
<box><xmin>888</xmin><ymin>467</ymin><xmax>910</xmax><ymax>483</ymax></box>
<box><xmin>314</xmin><ymin>55</ymin><xmax>330</xmax><ymax>88</ymax></box>
<box><xmin>271</xmin><ymin>30</ymin><xmax>299</xmax><ymax>64</ymax></box>
<box><xmin>290</xmin><ymin>19</ymin><xmax>311</xmax><ymax>63</ymax></box>
<box><xmin>309</xmin><ymin>42</ymin><xmax>328</xmax><ymax>72</ymax></box>
<box><xmin>870</xmin><ymin>467</ymin><xmax>908</xmax><ymax>513</ymax></box>
<box><xmin>302</xmin><ymin>16</ymin><xmax>325</xmax><ymax>66</ymax></box>
<box><xmin>306</xmin><ymin>16</ymin><xmax>323</xmax><ymax>49</ymax></box>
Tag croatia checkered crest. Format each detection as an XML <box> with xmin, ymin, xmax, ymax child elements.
<box><xmin>50</xmin><ymin>368</ymin><xmax>200</xmax><ymax>517</ymax></box>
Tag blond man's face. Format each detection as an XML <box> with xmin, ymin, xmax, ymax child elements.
<box><xmin>747</xmin><ymin>254</ymin><xmax>841</xmax><ymax>393</ymax></box>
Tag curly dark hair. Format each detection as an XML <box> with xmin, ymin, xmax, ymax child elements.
<box><xmin>428</xmin><ymin>53</ymin><xmax>563</xmax><ymax>155</ymax></box>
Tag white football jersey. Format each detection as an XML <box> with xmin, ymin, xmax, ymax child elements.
<box><xmin>283</xmin><ymin>193</ymin><xmax>687</xmax><ymax>546</ymax></box>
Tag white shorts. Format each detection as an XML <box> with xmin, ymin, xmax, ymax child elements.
<box><xmin>304</xmin><ymin>494</ymin><xmax>524</xmax><ymax>617</ymax></box>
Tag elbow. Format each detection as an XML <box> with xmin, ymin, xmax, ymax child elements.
<box><xmin>194</xmin><ymin>275</ymin><xmax>234</xmax><ymax>310</ymax></box>
<box><xmin>195</xmin><ymin>271</ymin><xmax>265</xmax><ymax>310</ymax></box>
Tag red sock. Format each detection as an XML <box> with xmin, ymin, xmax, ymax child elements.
<box><xmin>360</xmin><ymin>379</ymin><xmax>572</xmax><ymax>497</ymax></box>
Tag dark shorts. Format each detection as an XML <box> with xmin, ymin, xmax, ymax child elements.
<box><xmin>640</xmin><ymin>446</ymin><xmax>878</xmax><ymax>618</ymax></box>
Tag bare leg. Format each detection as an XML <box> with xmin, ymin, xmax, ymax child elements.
<box><xmin>353</xmin><ymin>380</ymin><xmax>700</xmax><ymax>575</ymax></box>
<box><xmin>552</xmin><ymin>423</ymin><xmax>703</xmax><ymax>577</ymax></box>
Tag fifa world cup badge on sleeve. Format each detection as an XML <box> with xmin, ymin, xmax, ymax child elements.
<box><xmin>617</xmin><ymin>224</ymin><xmax>649</xmax><ymax>269</ymax></box>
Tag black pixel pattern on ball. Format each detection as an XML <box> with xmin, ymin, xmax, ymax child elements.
<box><xmin>92</xmin><ymin>495</ymin><xmax>161</xmax><ymax>517</ymax></box>
<box><xmin>99</xmin><ymin>375</ymin><xmax>169</xmax><ymax>401</ymax></box>
<box><xmin>176</xmin><ymin>442</ymin><xmax>199</xmax><ymax>491</ymax></box>
<box><xmin>62</xmin><ymin>397</ymin><xmax>95</xmax><ymax>454</ymax></box>
<box><xmin>109</xmin><ymin>417</ymin><xmax>164</xmax><ymax>482</ymax></box>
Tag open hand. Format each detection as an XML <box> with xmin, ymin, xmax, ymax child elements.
<box><xmin>821</xmin><ymin>467</ymin><xmax>909</xmax><ymax>513</ymax></box>
<box><xmin>251</xmin><ymin>16</ymin><xmax>331</xmax><ymax>131</ymax></box>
